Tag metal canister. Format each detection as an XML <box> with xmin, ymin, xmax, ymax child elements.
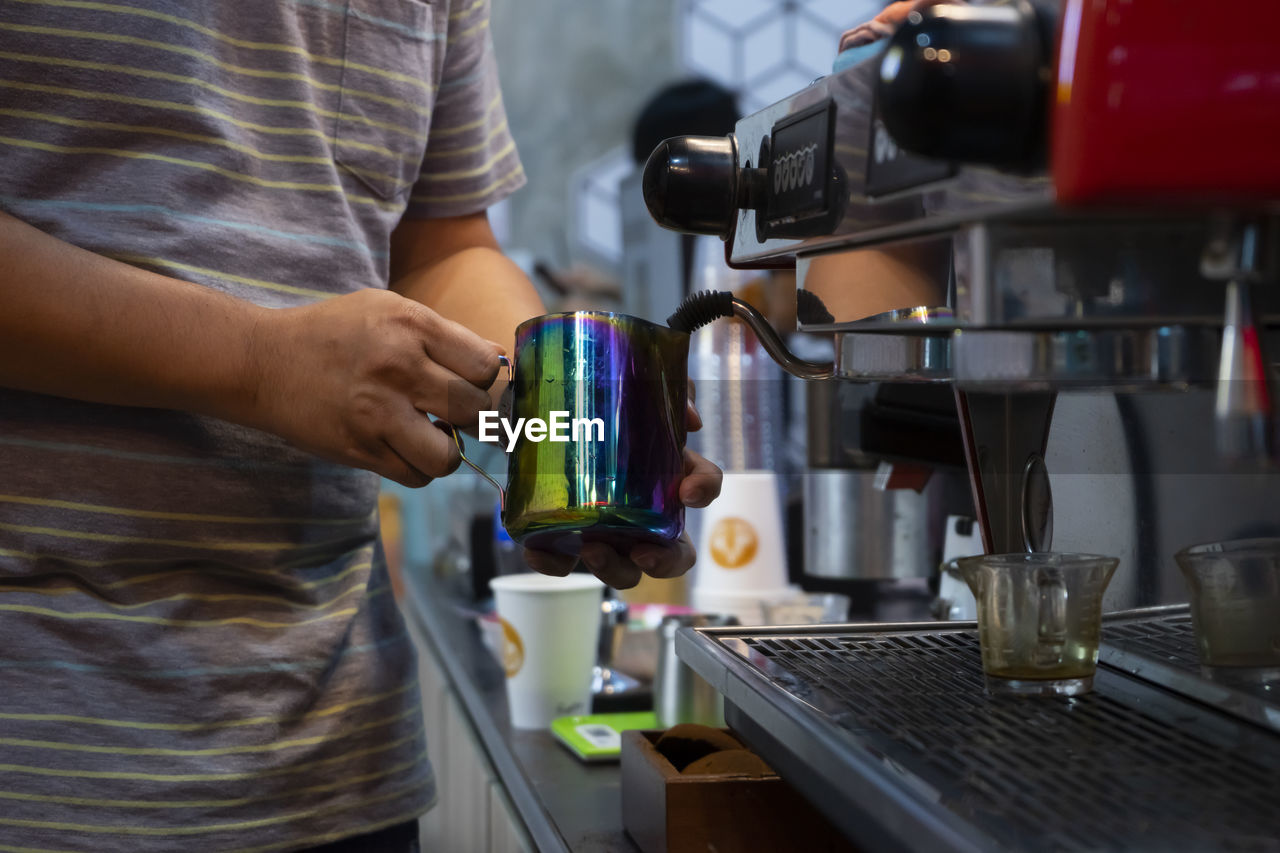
<box><xmin>654</xmin><ymin>613</ymin><xmax>738</xmax><ymax>728</ymax></box>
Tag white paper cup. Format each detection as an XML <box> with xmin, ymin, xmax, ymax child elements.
<box><xmin>694</xmin><ymin>469</ymin><xmax>790</xmax><ymax>595</ymax></box>
<box><xmin>490</xmin><ymin>572</ymin><xmax>604</xmax><ymax>729</ymax></box>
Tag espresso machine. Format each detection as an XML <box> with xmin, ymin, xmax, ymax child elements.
<box><xmin>642</xmin><ymin>1</ymin><xmax>1280</xmax><ymax>849</ymax></box>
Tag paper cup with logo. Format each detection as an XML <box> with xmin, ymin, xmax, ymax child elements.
<box><xmin>489</xmin><ymin>572</ymin><xmax>605</xmax><ymax>729</ymax></box>
<box><xmin>694</xmin><ymin>469</ymin><xmax>791</xmax><ymax>595</ymax></box>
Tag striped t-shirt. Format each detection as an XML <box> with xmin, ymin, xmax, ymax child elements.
<box><xmin>0</xmin><ymin>0</ymin><xmax>524</xmax><ymax>850</ymax></box>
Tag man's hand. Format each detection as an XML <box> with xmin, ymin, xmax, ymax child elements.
<box><xmin>249</xmin><ymin>288</ymin><xmax>503</xmax><ymax>487</ymax></box>
<box><xmin>839</xmin><ymin>0</ymin><xmax>956</xmax><ymax>51</ymax></box>
<box><xmin>522</xmin><ymin>384</ymin><xmax>724</xmax><ymax>589</ymax></box>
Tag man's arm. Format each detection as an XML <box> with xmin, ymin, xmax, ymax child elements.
<box><xmin>0</xmin><ymin>209</ymin><xmax>498</xmax><ymax>486</ymax></box>
<box><xmin>0</xmin><ymin>209</ymin><xmax>260</xmax><ymax>417</ymax></box>
<box><xmin>388</xmin><ymin>211</ymin><xmax>544</xmax><ymax>378</ymax></box>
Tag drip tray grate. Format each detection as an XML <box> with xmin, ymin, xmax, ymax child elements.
<box><xmin>691</xmin><ymin>620</ymin><xmax>1280</xmax><ymax>852</ymax></box>
<box><xmin>1105</xmin><ymin>612</ymin><xmax>1203</xmax><ymax>669</ymax></box>
<box><xmin>1101</xmin><ymin>610</ymin><xmax>1280</xmax><ymax>734</ymax></box>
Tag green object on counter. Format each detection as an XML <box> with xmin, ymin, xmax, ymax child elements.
<box><xmin>550</xmin><ymin>711</ymin><xmax>658</xmax><ymax>763</ymax></box>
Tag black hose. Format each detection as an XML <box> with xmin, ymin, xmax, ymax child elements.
<box><xmin>666</xmin><ymin>290</ymin><xmax>736</xmax><ymax>333</ymax></box>
<box><xmin>667</xmin><ymin>289</ymin><xmax>834</xmax><ymax>380</ymax></box>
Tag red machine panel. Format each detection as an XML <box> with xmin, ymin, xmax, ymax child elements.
<box><xmin>1053</xmin><ymin>0</ymin><xmax>1280</xmax><ymax>206</ymax></box>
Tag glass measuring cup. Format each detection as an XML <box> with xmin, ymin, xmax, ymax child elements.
<box><xmin>1174</xmin><ymin>538</ymin><xmax>1280</xmax><ymax>677</ymax></box>
<box><xmin>952</xmin><ymin>553</ymin><xmax>1119</xmax><ymax>697</ymax></box>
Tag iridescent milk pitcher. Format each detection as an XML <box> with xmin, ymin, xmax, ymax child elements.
<box><xmin>450</xmin><ymin>312</ymin><xmax>690</xmax><ymax>555</ymax></box>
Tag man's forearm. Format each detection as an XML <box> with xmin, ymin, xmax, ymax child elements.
<box><xmin>388</xmin><ymin>213</ymin><xmax>545</xmax><ymax>406</ymax></box>
<box><xmin>1</xmin><ymin>208</ymin><xmax>516</xmax><ymax>483</ymax></box>
<box><xmin>0</xmin><ymin>210</ymin><xmax>263</xmax><ymax>421</ymax></box>
<box><xmin>391</xmin><ymin>245</ymin><xmax>544</xmax><ymax>358</ymax></box>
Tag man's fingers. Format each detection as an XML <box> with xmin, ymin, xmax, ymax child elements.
<box><xmin>422</xmin><ymin>313</ymin><xmax>503</xmax><ymax>390</ymax></box>
<box><xmin>381</xmin><ymin>416</ymin><xmax>462</xmax><ymax>483</ymax></box>
<box><xmin>679</xmin><ymin>449</ymin><xmax>723</xmax><ymax>508</ymax></box>
<box><xmin>686</xmin><ymin>379</ymin><xmax>703</xmax><ymax>432</ymax></box>
<box><xmin>686</xmin><ymin>401</ymin><xmax>703</xmax><ymax>432</ymax></box>
<box><xmin>372</xmin><ymin>444</ymin><xmax>434</xmax><ymax>489</ymax></box>
<box><xmin>420</xmin><ymin>361</ymin><xmax>493</xmax><ymax>427</ymax></box>
<box><xmin>630</xmin><ymin>533</ymin><xmax>696</xmax><ymax>580</ymax></box>
<box><xmin>523</xmin><ymin>549</ymin><xmax>576</xmax><ymax>577</ymax></box>
<box><xmin>579</xmin><ymin>543</ymin><xmax>642</xmax><ymax>590</ymax></box>
<box><xmin>839</xmin><ymin>0</ymin><xmax>954</xmax><ymax>50</ymax></box>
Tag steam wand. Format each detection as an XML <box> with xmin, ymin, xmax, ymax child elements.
<box><xmin>667</xmin><ymin>290</ymin><xmax>835</xmax><ymax>380</ymax></box>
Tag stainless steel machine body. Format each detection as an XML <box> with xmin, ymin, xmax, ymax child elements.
<box><xmin>675</xmin><ymin>610</ymin><xmax>1280</xmax><ymax>853</ymax></box>
<box><xmin>641</xmin><ymin>1</ymin><xmax>1280</xmax><ymax>848</ymax></box>
<box><xmin>647</xmin><ymin>40</ymin><xmax>1279</xmax><ymax>609</ymax></box>
<box><xmin>803</xmin><ymin>468</ymin><xmax>930</xmax><ymax>582</ymax></box>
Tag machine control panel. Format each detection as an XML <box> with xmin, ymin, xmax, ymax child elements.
<box><xmin>758</xmin><ymin>99</ymin><xmax>843</xmax><ymax>241</ymax></box>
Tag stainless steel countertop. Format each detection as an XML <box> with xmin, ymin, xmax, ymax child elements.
<box><xmin>401</xmin><ymin>570</ymin><xmax>640</xmax><ymax>853</ymax></box>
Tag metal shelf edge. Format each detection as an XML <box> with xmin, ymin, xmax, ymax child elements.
<box><xmin>674</xmin><ymin>626</ymin><xmax>997</xmax><ymax>853</ymax></box>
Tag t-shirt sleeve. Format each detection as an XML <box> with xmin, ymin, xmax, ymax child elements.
<box><xmin>403</xmin><ymin>0</ymin><xmax>526</xmax><ymax>219</ymax></box>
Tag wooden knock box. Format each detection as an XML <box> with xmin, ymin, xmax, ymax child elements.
<box><xmin>620</xmin><ymin>729</ymin><xmax>858</xmax><ymax>853</ymax></box>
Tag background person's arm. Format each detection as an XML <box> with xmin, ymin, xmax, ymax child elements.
<box><xmin>0</xmin><ymin>209</ymin><xmax>498</xmax><ymax>486</ymax></box>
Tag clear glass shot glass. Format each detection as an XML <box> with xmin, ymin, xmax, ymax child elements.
<box><xmin>952</xmin><ymin>553</ymin><xmax>1120</xmax><ymax>697</ymax></box>
<box><xmin>1174</xmin><ymin>538</ymin><xmax>1280</xmax><ymax>679</ymax></box>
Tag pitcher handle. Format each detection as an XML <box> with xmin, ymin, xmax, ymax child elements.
<box><xmin>446</xmin><ymin>425</ymin><xmax>506</xmax><ymax>511</ymax></box>
<box><xmin>439</xmin><ymin>355</ymin><xmax>512</xmax><ymax>511</ymax></box>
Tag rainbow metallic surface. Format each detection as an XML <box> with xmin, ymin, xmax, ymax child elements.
<box><xmin>502</xmin><ymin>312</ymin><xmax>690</xmax><ymax>555</ymax></box>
